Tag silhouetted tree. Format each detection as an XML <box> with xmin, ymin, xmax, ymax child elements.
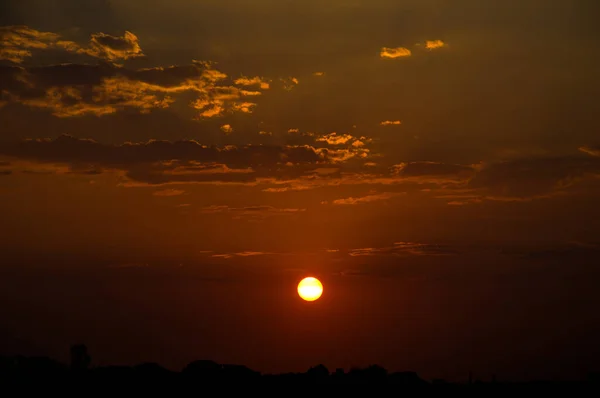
<box><xmin>134</xmin><ymin>362</ymin><xmax>172</xmax><ymax>378</ymax></box>
<box><xmin>307</xmin><ymin>364</ymin><xmax>329</xmax><ymax>380</ymax></box>
<box><xmin>70</xmin><ymin>344</ymin><xmax>90</xmax><ymax>371</ymax></box>
<box><xmin>348</xmin><ymin>364</ymin><xmax>387</xmax><ymax>383</ymax></box>
<box><xmin>182</xmin><ymin>359</ymin><xmax>222</xmax><ymax>380</ymax></box>
<box><xmin>222</xmin><ymin>364</ymin><xmax>261</xmax><ymax>380</ymax></box>
<box><xmin>389</xmin><ymin>371</ymin><xmax>428</xmax><ymax>385</ymax></box>
<box><xmin>1</xmin><ymin>346</ymin><xmax>596</xmax><ymax>389</ymax></box>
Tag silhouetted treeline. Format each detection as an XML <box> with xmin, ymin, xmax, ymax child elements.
<box><xmin>1</xmin><ymin>345</ymin><xmax>600</xmax><ymax>390</ymax></box>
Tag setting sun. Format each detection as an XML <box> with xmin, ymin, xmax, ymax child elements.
<box><xmin>297</xmin><ymin>277</ymin><xmax>323</xmax><ymax>302</ymax></box>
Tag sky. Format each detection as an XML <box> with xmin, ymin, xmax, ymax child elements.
<box><xmin>1</xmin><ymin>0</ymin><xmax>600</xmax><ymax>382</ymax></box>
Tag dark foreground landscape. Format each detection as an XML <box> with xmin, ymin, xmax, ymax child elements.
<box><xmin>1</xmin><ymin>345</ymin><xmax>600</xmax><ymax>391</ymax></box>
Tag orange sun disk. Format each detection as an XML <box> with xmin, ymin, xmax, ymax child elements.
<box><xmin>297</xmin><ymin>277</ymin><xmax>323</xmax><ymax>301</ymax></box>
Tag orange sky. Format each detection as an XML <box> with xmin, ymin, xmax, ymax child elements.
<box><xmin>1</xmin><ymin>0</ymin><xmax>600</xmax><ymax>381</ymax></box>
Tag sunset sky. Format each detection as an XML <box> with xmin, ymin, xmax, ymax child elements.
<box><xmin>1</xmin><ymin>0</ymin><xmax>600</xmax><ymax>381</ymax></box>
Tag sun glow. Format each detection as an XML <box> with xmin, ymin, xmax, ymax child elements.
<box><xmin>297</xmin><ymin>277</ymin><xmax>323</xmax><ymax>302</ymax></box>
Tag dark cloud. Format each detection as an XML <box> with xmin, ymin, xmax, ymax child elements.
<box><xmin>86</xmin><ymin>31</ymin><xmax>143</xmax><ymax>61</ymax></box>
<box><xmin>0</xmin><ymin>134</ymin><xmax>340</xmax><ymax>186</ymax></box>
<box><xmin>0</xmin><ymin>25</ymin><xmax>598</xmax><ymax>200</ymax></box>
<box><xmin>0</xmin><ymin>134</ymin><xmax>323</xmax><ymax>168</ymax></box>
<box><xmin>499</xmin><ymin>241</ymin><xmax>600</xmax><ymax>261</ymax></box>
<box><xmin>392</xmin><ymin>161</ymin><xmax>476</xmax><ymax>177</ymax></box>
<box><xmin>468</xmin><ymin>156</ymin><xmax>600</xmax><ymax>198</ymax></box>
<box><xmin>0</xmin><ymin>133</ymin><xmax>379</xmax><ymax>187</ymax></box>
<box><xmin>0</xmin><ymin>160</ymin><xmax>12</xmax><ymax>175</ymax></box>
<box><xmin>0</xmin><ymin>59</ymin><xmax>268</xmax><ymax>118</ymax></box>
<box><xmin>2</xmin><ymin>135</ymin><xmax>598</xmax><ymax>203</ymax></box>
<box><xmin>0</xmin><ymin>26</ymin><xmax>142</xmax><ymax>64</ymax></box>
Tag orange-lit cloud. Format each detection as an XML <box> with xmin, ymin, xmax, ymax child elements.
<box><xmin>425</xmin><ymin>40</ymin><xmax>446</xmax><ymax>50</ymax></box>
<box><xmin>0</xmin><ymin>26</ymin><xmax>61</xmax><ymax>63</ymax></box>
<box><xmin>82</xmin><ymin>31</ymin><xmax>144</xmax><ymax>61</ymax></box>
<box><xmin>0</xmin><ymin>28</ymin><xmax>282</xmax><ymax>120</ymax></box>
<box><xmin>234</xmin><ymin>76</ymin><xmax>270</xmax><ymax>89</ymax></box>
<box><xmin>281</xmin><ymin>77</ymin><xmax>299</xmax><ymax>90</ymax></box>
<box><xmin>21</xmin><ymin>80</ymin><xmax>173</xmax><ymax>117</ymax></box>
<box><xmin>220</xmin><ymin>124</ymin><xmax>233</xmax><ymax>134</ymax></box>
<box><xmin>0</xmin><ymin>61</ymin><xmax>268</xmax><ymax>118</ymax></box>
<box><xmin>380</xmin><ymin>120</ymin><xmax>401</xmax><ymax>126</ymax></box>
<box><xmin>380</xmin><ymin>47</ymin><xmax>411</xmax><ymax>58</ymax></box>
<box><xmin>316</xmin><ymin>132</ymin><xmax>355</xmax><ymax>145</ymax></box>
<box><xmin>0</xmin><ymin>26</ymin><xmax>143</xmax><ymax>63</ymax></box>
<box><xmin>231</xmin><ymin>102</ymin><xmax>256</xmax><ymax>113</ymax></box>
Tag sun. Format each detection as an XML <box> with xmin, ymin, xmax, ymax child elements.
<box><xmin>297</xmin><ymin>277</ymin><xmax>323</xmax><ymax>302</ymax></box>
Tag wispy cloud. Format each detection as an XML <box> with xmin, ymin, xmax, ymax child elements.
<box><xmin>212</xmin><ymin>251</ymin><xmax>274</xmax><ymax>259</ymax></box>
<box><xmin>199</xmin><ymin>205</ymin><xmax>306</xmax><ymax>220</ymax></box>
<box><xmin>580</xmin><ymin>146</ymin><xmax>600</xmax><ymax>157</ymax></box>
<box><xmin>349</xmin><ymin>242</ymin><xmax>458</xmax><ymax>257</ymax></box>
<box><xmin>326</xmin><ymin>192</ymin><xmax>405</xmax><ymax>206</ymax></box>
<box><xmin>152</xmin><ymin>189</ymin><xmax>185</xmax><ymax>197</ymax></box>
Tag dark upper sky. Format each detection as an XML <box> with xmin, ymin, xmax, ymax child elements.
<box><xmin>1</xmin><ymin>0</ymin><xmax>600</xmax><ymax>381</ymax></box>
